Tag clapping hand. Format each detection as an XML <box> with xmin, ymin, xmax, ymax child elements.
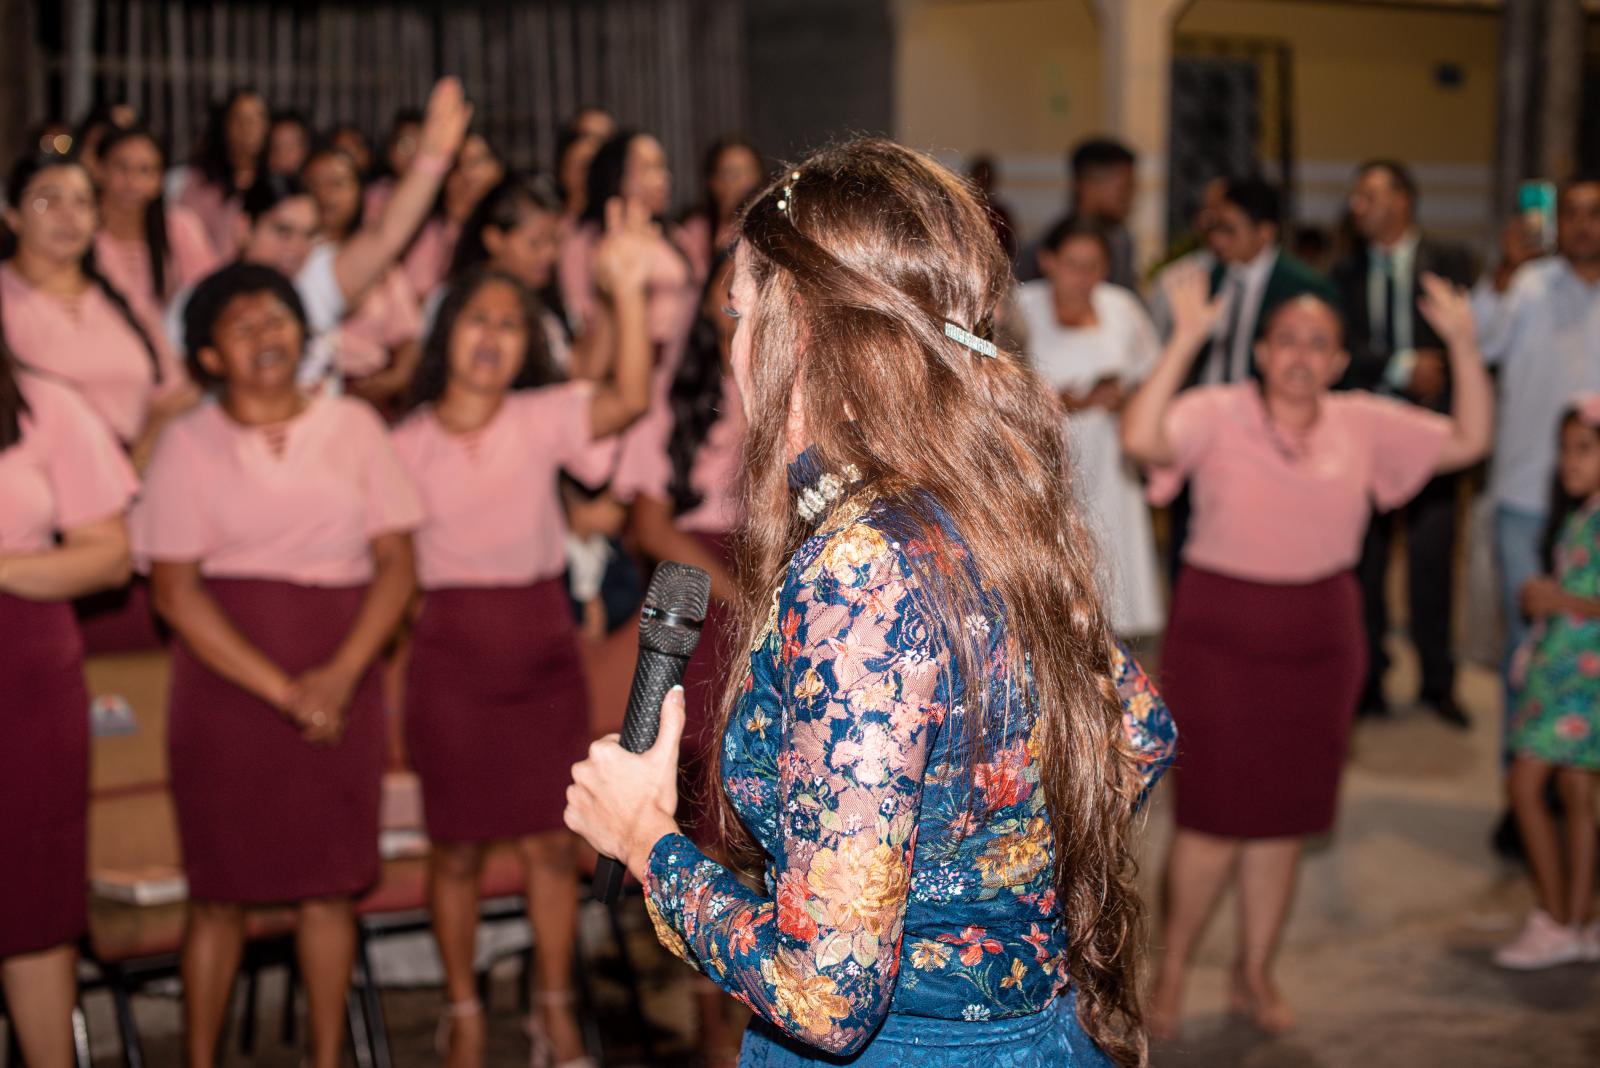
<box><xmin>592</xmin><ymin>196</ymin><xmax>658</xmax><ymax>301</ymax></box>
<box><xmin>1161</xmin><ymin>262</ymin><xmax>1230</xmax><ymax>347</ymax></box>
<box><xmin>1416</xmin><ymin>272</ymin><xmax>1478</xmax><ymax>353</ymax></box>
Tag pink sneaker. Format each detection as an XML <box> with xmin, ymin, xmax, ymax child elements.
<box><xmin>1494</xmin><ymin>910</ymin><xmax>1586</xmax><ymax>970</ymax></box>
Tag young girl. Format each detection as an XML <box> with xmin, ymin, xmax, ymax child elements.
<box><xmin>2</xmin><ymin>152</ymin><xmax>192</xmax><ymax>465</ymax></box>
<box><xmin>0</xmin><ymin>342</ymin><xmax>137</xmax><ymax>1068</ymax></box>
<box><xmin>1497</xmin><ymin>396</ymin><xmax>1600</xmax><ymax>969</ymax></box>
<box><xmin>95</xmin><ymin>126</ymin><xmax>220</xmax><ymax>318</ymax></box>
<box><xmin>134</xmin><ymin>263</ymin><xmax>423</xmax><ymax>1068</ymax></box>
<box><xmin>392</xmin><ymin>204</ymin><xmax>654</xmax><ymax>1068</ymax></box>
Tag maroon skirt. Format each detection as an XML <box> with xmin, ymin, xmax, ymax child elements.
<box><xmin>405</xmin><ymin>579</ymin><xmax>590</xmax><ymax>843</ymax></box>
<box><xmin>0</xmin><ymin>595</ymin><xmax>88</xmax><ymax>957</ymax></box>
<box><xmin>1160</xmin><ymin>565</ymin><xmax>1365</xmax><ymax>839</ymax></box>
<box><xmin>169</xmin><ymin>579</ymin><xmax>384</xmax><ymax>904</ymax></box>
<box><xmin>676</xmin><ymin>531</ymin><xmax>736</xmax><ymax>847</ymax></box>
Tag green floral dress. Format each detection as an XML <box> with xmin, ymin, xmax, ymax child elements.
<box><xmin>1509</xmin><ymin>502</ymin><xmax>1600</xmax><ymax>769</ymax></box>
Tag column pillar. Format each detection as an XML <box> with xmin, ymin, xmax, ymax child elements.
<box><xmin>1094</xmin><ymin>0</ymin><xmax>1189</xmax><ymax>276</ymax></box>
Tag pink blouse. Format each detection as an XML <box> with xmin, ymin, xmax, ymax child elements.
<box><xmin>0</xmin><ymin>372</ymin><xmax>138</xmax><ymax>554</ymax></box>
<box><xmin>390</xmin><ymin>382</ymin><xmax>618</xmax><ymax>589</ymax></box>
<box><xmin>401</xmin><ymin>218</ymin><xmax>461</xmax><ymax>301</ymax></box>
<box><xmin>556</xmin><ymin>223</ymin><xmax>698</xmax><ymax>344</ymax></box>
<box><xmin>1148</xmin><ymin>383</ymin><xmax>1450</xmax><ymax>584</ymax></box>
<box><xmin>131</xmin><ymin>394</ymin><xmax>423</xmax><ymax>586</ymax></box>
<box><xmin>335</xmin><ymin>265</ymin><xmax>422</xmax><ymax>378</ymax></box>
<box><xmin>93</xmin><ymin>204</ymin><xmax>220</xmax><ymax>318</ymax></box>
<box><xmin>630</xmin><ymin>376</ymin><xmax>745</xmax><ymax>534</ymax></box>
<box><xmin>0</xmin><ymin>264</ymin><xmax>184</xmax><ymax>445</ymax></box>
<box><xmin>173</xmin><ymin>168</ymin><xmax>242</xmax><ymax>260</ymax></box>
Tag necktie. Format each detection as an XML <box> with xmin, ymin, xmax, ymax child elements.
<box><xmin>1373</xmin><ymin>252</ymin><xmax>1396</xmax><ymax>357</ymax></box>
<box><xmin>1214</xmin><ymin>275</ymin><xmax>1246</xmax><ymax>382</ymax></box>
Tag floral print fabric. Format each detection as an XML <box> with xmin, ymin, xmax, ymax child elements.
<box><xmin>644</xmin><ymin>490</ymin><xmax>1176</xmax><ymax>1058</ymax></box>
<box><xmin>1509</xmin><ymin>502</ymin><xmax>1600</xmax><ymax>770</ymax></box>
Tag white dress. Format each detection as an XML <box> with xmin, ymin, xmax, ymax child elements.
<box><xmin>1018</xmin><ymin>280</ymin><xmax>1165</xmax><ymax>636</ymax></box>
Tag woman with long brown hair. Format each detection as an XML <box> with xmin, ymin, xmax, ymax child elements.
<box><xmin>564</xmin><ymin>139</ymin><xmax>1175</xmax><ymax>1066</ymax></box>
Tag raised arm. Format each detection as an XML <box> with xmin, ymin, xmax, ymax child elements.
<box><xmin>642</xmin><ymin>522</ymin><xmax>943</xmax><ymax>1056</ymax></box>
<box><xmin>1415</xmin><ymin>271</ymin><xmax>1493</xmax><ymax>474</ymax></box>
<box><xmin>1120</xmin><ymin>264</ymin><xmax>1227</xmax><ymax>466</ymax></box>
<box><xmin>586</xmin><ymin>197</ymin><xmax>657</xmax><ymax>438</ymax></box>
<box><xmin>332</xmin><ymin>78</ymin><xmax>472</xmax><ymax>304</ymax></box>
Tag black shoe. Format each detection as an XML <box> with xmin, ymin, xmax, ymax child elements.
<box><xmin>1428</xmin><ymin>693</ymin><xmax>1470</xmax><ymax>730</ymax></box>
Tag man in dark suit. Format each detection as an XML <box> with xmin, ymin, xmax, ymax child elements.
<box><xmin>1335</xmin><ymin>160</ymin><xmax>1477</xmax><ymax>727</ymax></box>
<box><xmin>1186</xmin><ymin>176</ymin><xmax>1339</xmax><ymax>387</ymax></box>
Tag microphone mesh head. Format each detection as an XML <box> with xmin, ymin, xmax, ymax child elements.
<box><xmin>638</xmin><ymin>561</ymin><xmax>712</xmax><ymax>658</ymax></box>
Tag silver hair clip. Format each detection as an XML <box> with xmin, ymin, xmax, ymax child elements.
<box><xmin>775</xmin><ymin>170</ymin><xmax>801</xmax><ymax>219</ymax></box>
<box><xmin>944</xmin><ymin>321</ymin><xmax>998</xmax><ymax>359</ymax></box>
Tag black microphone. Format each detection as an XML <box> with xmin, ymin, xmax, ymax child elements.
<box><xmin>591</xmin><ymin>560</ymin><xmax>711</xmax><ymax>904</ymax></box>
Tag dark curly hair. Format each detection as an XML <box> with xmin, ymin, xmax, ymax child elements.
<box><xmin>404</xmin><ymin>265</ymin><xmax>559</xmax><ymax>412</ymax></box>
<box><xmin>181</xmin><ymin>262</ymin><xmax>308</xmax><ymax>386</ymax></box>
<box><xmin>665</xmin><ymin>247</ymin><xmax>735</xmax><ymax>515</ymax></box>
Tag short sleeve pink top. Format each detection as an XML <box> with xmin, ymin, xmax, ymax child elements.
<box><xmin>131</xmin><ymin>394</ymin><xmax>423</xmax><ymax>586</ymax></box>
<box><xmin>0</xmin><ymin>371</ymin><xmax>138</xmax><ymax>554</ymax></box>
<box><xmin>93</xmin><ymin>205</ymin><xmax>221</xmax><ymax>318</ymax></box>
<box><xmin>391</xmin><ymin>382</ymin><xmax>618</xmax><ymax>589</ymax></box>
<box><xmin>0</xmin><ymin>264</ymin><xmax>184</xmax><ymax>445</ymax></box>
<box><xmin>556</xmin><ymin>223</ymin><xmax>698</xmax><ymax>345</ymax></box>
<box><xmin>173</xmin><ymin>169</ymin><xmax>243</xmax><ymax>260</ymax></box>
<box><xmin>401</xmin><ymin>219</ymin><xmax>461</xmax><ymax>301</ymax></box>
<box><xmin>335</xmin><ymin>265</ymin><xmax>423</xmax><ymax>378</ymax></box>
<box><xmin>1148</xmin><ymin>383</ymin><xmax>1451</xmax><ymax>584</ymax></box>
<box><xmin>629</xmin><ymin>376</ymin><xmax>745</xmax><ymax>534</ymax></box>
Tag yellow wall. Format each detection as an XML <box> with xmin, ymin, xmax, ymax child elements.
<box><xmin>894</xmin><ymin>0</ymin><xmax>1102</xmax><ymax>156</ymax></box>
<box><xmin>1176</xmin><ymin>0</ymin><xmax>1501</xmax><ymax>165</ymax></box>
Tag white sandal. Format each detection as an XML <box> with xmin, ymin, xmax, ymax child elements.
<box><xmin>435</xmin><ymin>997</ymin><xmax>484</xmax><ymax>1059</ymax></box>
<box><xmin>524</xmin><ymin>989</ymin><xmax>596</xmax><ymax>1068</ymax></box>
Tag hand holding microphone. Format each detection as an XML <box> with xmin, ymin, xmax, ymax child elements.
<box><xmin>565</xmin><ymin>561</ymin><xmax>710</xmax><ymax>902</ymax></box>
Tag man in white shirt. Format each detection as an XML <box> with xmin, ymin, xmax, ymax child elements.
<box><xmin>1476</xmin><ymin>177</ymin><xmax>1600</xmax><ymax>702</ymax></box>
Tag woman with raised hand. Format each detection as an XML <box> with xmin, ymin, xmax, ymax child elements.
<box><xmin>0</xmin><ymin>341</ymin><xmax>137</xmax><ymax>1068</ymax></box>
<box><xmin>1120</xmin><ymin>266</ymin><xmax>1492</xmax><ymax>1039</ymax></box>
<box><xmin>392</xmin><ymin>199</ymin><xmax>655</xmax><ymax>1068</ymax></box>
<box><xmin>134</xmin><ymin>263</ymin><xmax>423</xmax><ymax>1068</ymax></box>
<box><xmin>164</xmin><ymin>78</ymin><xmax>471</xmax><ymax>394</ymax></box>
<box><xmin>565</xmin><ymin>139</ymin><xmax>1177</xmax><ymax>1067</ymax></box>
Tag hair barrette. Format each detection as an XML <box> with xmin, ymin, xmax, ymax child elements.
<box><xmin>944</xmin><ymin>320</ymin><xmax>998</xmax><ymax>359</ymax></box>
<box><xmin>775</xmin><ymin>170</ymin><xmax>801</xmax><ymax>220</ymax></box>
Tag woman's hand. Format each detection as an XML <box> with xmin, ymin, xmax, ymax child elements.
<box><xmin>287</xmin><ymin>662</ymin><xmax>359</xmax><ymax>745</ymax></box>
<box><xmin>1162</xmin><ymin>262</ymin><xmax>1230</xmax><ymax>347</ymax></box>
<box><xmin>566</xmin><ymin>686</ymin><xmax>685</xmax><ymax>881</ymax></box>
<box><xmin>1417</xmin><ymin>272</ymin><xmax>1478</xmax><ymax>352</ymax></box>
<box><xmin>592</xmin><ymin>196</ymin><xmax>658</xmax><ymax>300</ymax></box>
<box><xmin>1520</xmin><ymin>576</ymin><xmax>1567</xmax><ymax>621</ymax></box>
<box><xmin>416</xmin><ymin>77</ymin><xmax>473</xmax><ymax>163</ymax></box>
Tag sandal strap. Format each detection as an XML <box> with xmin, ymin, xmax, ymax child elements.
<box><xmin>444</xmin><ymin>997</ymin><xmax>484</xmax><ymax>1019</ymax></box>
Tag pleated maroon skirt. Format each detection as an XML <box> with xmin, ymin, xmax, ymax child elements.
<box><xmin>0</xmin><ymin>595</ymin><xmax>88</xmax><ymax>957</ymax></box>
<box><xmin>169</xmin><ymin>579</ymin><xmax>384</xmax><ymax>904</ymax></box>
<box><xmin>1160</xmin><ymin>565</ymin><xmax>1365</xmax><ymax>839</ymax></box>
<box><xmin>676</xmin><ymin>531</ymin><xmax>734</xmax><ymax>847</ymax></box>
<box><xmin>404</xmin><ymin>579</ymin><xmax>590</xmax><ymax>843</ymax></box>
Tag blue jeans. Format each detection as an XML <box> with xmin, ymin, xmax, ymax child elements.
<box><xmin>1494</xmin><ymin>503</ymin><xmax>1545</xmax><ymax>740</ymax></box>
<box><xmin>736</xmin><ymin>996</ymin><xmax>1112</xmax><ymax>1068</ymax></box>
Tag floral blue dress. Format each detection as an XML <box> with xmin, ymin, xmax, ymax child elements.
<box><xmin>643</xmin><ymin>468</ymin><xmax>1177</xmax><ymax>1066</ymax></box>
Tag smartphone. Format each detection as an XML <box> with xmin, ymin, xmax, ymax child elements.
<box><xmin>1517</xmin><ymin>180</ymin><xmax>1557</xmax><ymax>255</ymax></box>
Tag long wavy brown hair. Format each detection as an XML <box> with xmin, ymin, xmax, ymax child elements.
<box><xmin>708</xmin><ymin>138</ymin><xmax>1150</xmax><ymax>1064</ymax></box>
